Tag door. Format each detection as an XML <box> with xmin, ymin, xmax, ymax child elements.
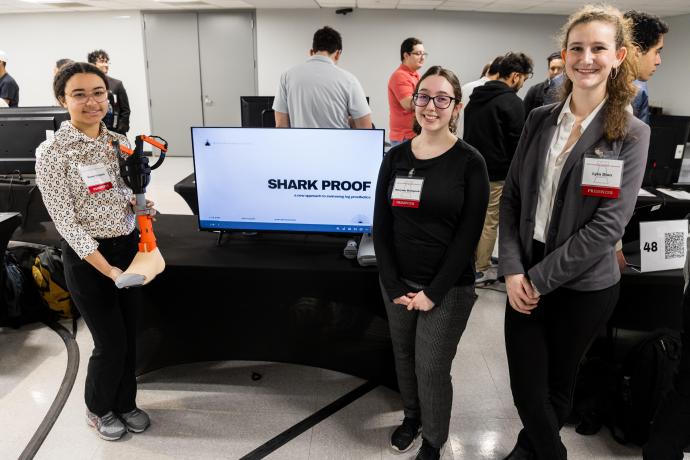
<box><xmin>198</xmin><ymin>12</ymin><xmax>256</xmax><ymax>126</ymax></box>
<box><xmin>144</xmin><ymin>11</ymin><xmax>257</xmax><ymax>156</ymax></box>
<box><xmin>143</xmin><ymin>12</ymin><xmax>203</xmax><ymax>156</ymax></box>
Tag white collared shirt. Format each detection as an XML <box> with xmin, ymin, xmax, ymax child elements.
<box><xmin>533</xmin><ymin>94</ymin><xmax>607</xmax><ymax>243</ymax></box>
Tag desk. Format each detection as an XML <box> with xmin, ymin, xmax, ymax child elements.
<box><xmin>0</xmin><ymin>175</ymin><xmax>51</xmax><ymax>230</ymax></box>
<box><xmin>611</xmin><ymin>242</ymin><xmax>685</xmax><ymax>332</ymax></box>
<box><xmin>14</xmin><ymin>214</ymin><xmax>397</xmax><ymax>388</ymax></box>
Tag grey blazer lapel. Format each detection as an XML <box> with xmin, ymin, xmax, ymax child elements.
<box><xmin>556</xmin><ymin>106</ymin><xmax>606</xmax><ymax>192</ymax></box>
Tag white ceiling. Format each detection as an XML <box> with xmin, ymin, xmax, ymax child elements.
<box><xmin>0</xmin><ymin>0</ymin><xmax>688</xmax><ymax>17</ymax></box>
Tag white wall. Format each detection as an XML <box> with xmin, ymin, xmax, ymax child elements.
<box><xmin>4</xmin><ymin>8</ymin><xmax>686</xmax><ymax>145</ymax></box>
<box><xmin>0</xmin><ymin>11</ymin><xmax>151</xmax><ymax>137</ymax></box>
<box><xmin>256</xmin><ymin>8</ymin><xmax>567</xmax><ymax>133</ymax></box>
<box><xmin>647</xmin><ymin>13</ymin><xmax>690</xmax><ymax>116</ymax></box>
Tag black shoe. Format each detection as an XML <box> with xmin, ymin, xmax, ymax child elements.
<box><xmin>503</xmin><ymin>442</ymin><xmax>535</xmax><ymax>460</ymax></box>
<box><xmin>390</xmin><ymin>417</ymin><xmax>422</xmax><ymax>452</ymax></box>
<box><xmin>415</xmin><ymin>438</ymin><xmax>441</xmax><ymax>460</ymax></box>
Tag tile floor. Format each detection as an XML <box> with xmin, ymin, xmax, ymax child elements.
<box><xmin>0</xmin><ymin>157</ymin><xmax>684</xmax><ymax>459</ymax></box>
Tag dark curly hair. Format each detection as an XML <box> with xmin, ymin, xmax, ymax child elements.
<box><xmin>53</xmin><ymin>62</ymin><xmax>109</xmax><ymax>103</ymax></box>
<box><xmin>87</xmin><ymin>49</ymin><xmax>109</xmax><ymax>64</ymax></box>
<box><xmin>495</xmin><ymin>52</ymin><xmax>533</xmax><ymax>79</ymax></box>
<box><xmin>312</xmin><ymin>26</ymin><xmax>342</xmax><ymax>54</ymax></box>
<box><xmin>412</xmin><ymin>66</ymin><xmax>462</xmax><ymax>135</ymax></box>
<box><xmin>624</xmin><ymin>10</ymin><xmax>669</xmax><ymax>53</ymax></box>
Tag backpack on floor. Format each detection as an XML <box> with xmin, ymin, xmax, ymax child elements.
<box><xmin>31</xmin><ymin>247</ymin><xmax>76</xmax><ymax>321</ymax></box>
<box><xmin>611</xmin><ymin>329</ymin><xmax>682</xmax><ymax>446</ymax></box>
<box><xmin>0</xmin><ymin>249</ymin><xmax>50</xmax><ymax>328</ymax></box>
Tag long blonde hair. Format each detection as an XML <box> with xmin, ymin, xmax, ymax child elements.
<box><xmin>560</xmin><ymin>5</ymin><xmax>637</xmax><ymax>141</ymax></box>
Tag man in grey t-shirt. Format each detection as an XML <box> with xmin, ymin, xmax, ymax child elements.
<box><xmin>273</xmin><ymin>26</ymin><xmax>372</xmax><ymax>129</ymax></box>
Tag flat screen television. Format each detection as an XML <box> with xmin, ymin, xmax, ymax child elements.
<box><xmin>192</xmin><ymin>127</ymin><xmax>384</xmax><ymax>234</ymax></box>
<box><xmin>643</xmin><ymin>114</ymin><xmax>690</xmax><ymax>187</ymax></box>
<box><xmin>0</xmin><ymin>107</ymin><xmax>70</xmax><ymax>174</ymax></box>
<box><xmin>240</xmin><ymin>96</ymin><xmax>275</xmax><ymax>128</ymax></box>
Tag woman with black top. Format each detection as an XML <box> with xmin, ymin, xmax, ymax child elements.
<box><xmin>36</xmin><ymin>62</ymin><xmax>153</xmax><ymax>441</ymax></box>
<box><xmin>498</xmin><ymin>6</ymin><xmax>650</xmax><ymax>459</ymax></box>
<box><xmin>373</xmin><ymin>65</ymin><xmax>490</xmax><ymax>460</ymax></box>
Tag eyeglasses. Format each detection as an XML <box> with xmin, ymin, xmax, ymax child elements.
<box><xmin>410</xmin><ymin>51</ymin><xmax>429</xmax><ymax>58</ymax></box>
<box><xmin>412</xmin><ymin>93</ymin><xmax>458</xmax><ymax>109</ymax></box>
<box><xmin>67</xmin><ymin>90</ymin><xmax>109</xmax><ymax>105</ymax></box>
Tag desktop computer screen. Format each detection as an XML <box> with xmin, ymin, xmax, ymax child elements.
<box><xmin>0</xmin><ymin>107</ymin><xmax>70</xmax><ymax>174</ymax></box>
<box><xmin>643</xmin><ymin>114</ymin><xmax>690</xmax><ymax>187</ymax></box>
<box><xmin>192</xmin><ymin>127</ymin><xmax>384</xmax><ymax>234</ymax></box>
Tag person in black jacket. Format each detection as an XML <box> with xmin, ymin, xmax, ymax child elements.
<box><xmin>374</xmin><ymin>65</ymin><xmax>489</xmax><ymax>460</ymax></box>
<box><xmin>464</xmin><ymin>52</ymin><xmax>533</xmax><ymax>285</ymax></box>
<box><xmin>87</xmin><ymin>49</ymin><xmax>131</xmax><ymax>135</ymax></box>
<box><xmin>523</xmin><ymin>52</ymin><xmax>564</xmax><ymax>117</ymax></box>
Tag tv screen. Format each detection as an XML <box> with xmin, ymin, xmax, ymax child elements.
<box><xmin>643</xmin><ymin>114</ymin><xmax>690</xmax><ymax>186</ymax></box>
<box><xmin>192</xmin><ymin>127</ymin><xmax>384</xmax><ymax>234</ymax></box>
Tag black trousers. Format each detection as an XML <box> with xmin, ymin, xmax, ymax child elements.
<box><xmin>62</xmin><ymin>231</ymin><xmax>142</xmax><ymax>417</ymax></box>
<box><xmin>505</xmin><ymin>241</ymin><xmax>620</xmax><ymax>460</ymax></box>
<box><xmin>643</xmin><ymin>287</ymin><xmax>690</xmax><ymax>460</ymax></box>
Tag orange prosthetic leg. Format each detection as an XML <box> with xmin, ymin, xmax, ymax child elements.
<box><xmin>116</xmin><ymin>201</ymin><xmax>165</xmax><ymax>288</ymax></box>
<box><xmin>112</xmin><ymin>136</ymin><xmax>168</xmax><ymax>289</ymax></box>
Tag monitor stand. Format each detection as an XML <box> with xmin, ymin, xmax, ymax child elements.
<box><xmin>216</xmin><ymin>230</ymin><xmax>259</xmax><ymax>246</ymax></box>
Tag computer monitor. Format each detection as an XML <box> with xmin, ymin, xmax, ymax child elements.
<box><xmin>192</xmin><ymin>127</ymin><xmax>384</xmax><ymax>234</ymax></box>
<box><xmin>0</xmin><ymin>107</ymin><xmax>70</xmax><ymax>174</ymax></box>
<box><xmin>240</xmin><ymin>96</ymin><xmax>275</xmax><ymax>128</ymax></box>
<box><xmin>239</xmin><ymin>96</ymin><xmax>371</xmax><ymax>129</ymax></box>
<box><xmin>643</xmin><ymin>114</ymin><xmax>690</xmax><ymax>187</ymax></box>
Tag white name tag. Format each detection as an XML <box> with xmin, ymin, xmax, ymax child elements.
<box><xmin>391</xmin><ymin>176</ymin><xmax>424</xmax><ymax>208</ymax></box>
<box><xmin>581</xmin><ymin>158</ymin><xmax>623</xmax><ymax>198</ymax></box>
<box><xmin>78</xmin><ymin>163</ymin><xmax>113</xmax><ymax>194</ymax></box>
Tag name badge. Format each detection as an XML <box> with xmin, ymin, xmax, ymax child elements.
<box><xmin>78</xmin><ymin>163</ymin><xmax>113</xmax><ymax>194</ymax></box>
<box><xmin>392</xmin><ymin>176</ymin><xmax>424</xmax><ymax>208</ymax></box>
<box><xmin>581</xmin><ymin>157</ymin><xmax>623</xmax><ymax>198</ymax></box>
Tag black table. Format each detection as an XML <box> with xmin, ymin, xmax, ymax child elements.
<box><xmin>612</xmin><ymin>242</ymin><xmax>685</xmax><ymax>332</ymax></box>
<box><xmin>13</xmin><ymin>214</ymin><xmax>397</xmax><ymax>388</ymax></box>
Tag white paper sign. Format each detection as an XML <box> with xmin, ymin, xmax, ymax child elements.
<box><xmin>639</xmin><ymin>219</ymin><xmax>688</xmax><ymax>272</ymax></box>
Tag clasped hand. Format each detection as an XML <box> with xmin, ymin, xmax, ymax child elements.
<box><xmin>505</xmin><ymin>274</ymin><xmax>540</xmax><ymax>314</ymax></box>
<box><xmin>394</xmin><ymin>290</ymin><xmax>435</xmax><ymax>311</ymax></box>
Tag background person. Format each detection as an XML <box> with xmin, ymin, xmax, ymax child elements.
<box><xmin>273</xmin><ymin>26</ymin><xmax>371</xmax><ymax>129</ymax></box>
<box><xmin>0</xmin><ymin>50</ymin><xmax>20</xmax><ymax>107</ymax></box>
<box><xmin>388</xmin><ymin>37</ymin><xmax>426</xmax><ymax>146</ymax></box>
<box><xmin>523</xmin><ymin>51</ymin><xmax>564</xmax><ymax>116</ymax></box>
<box><xmin>87</xmin><ymin>49</ymin><xmax>131</xmax><ymax>134</ymax></box>
<box><xmin>374</xmin><ymin>65</ymin><xmax>489</xmax><ymax>460</ymax></box>
<box><xmin>464</xmin><ymin>52</ymin><xmax>533</xmax><ymax>285</ymax></box>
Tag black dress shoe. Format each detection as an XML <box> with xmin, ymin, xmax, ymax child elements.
<box><xmin>503</xmin><ymin>442</ymin><xmax>535</xmax><ymax>460</ymax></box>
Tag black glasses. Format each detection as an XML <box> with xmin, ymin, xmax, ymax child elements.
<box><xmin>412</xmin><ymin>93</ymin><xmax>458</xmax><ymax>109</ymax></box>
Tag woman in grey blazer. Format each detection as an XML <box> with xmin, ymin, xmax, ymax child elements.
<box><xmin>498</xmin><ymin>6</ymin><xmax>650</xmax><ymax>460</ymax></box>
